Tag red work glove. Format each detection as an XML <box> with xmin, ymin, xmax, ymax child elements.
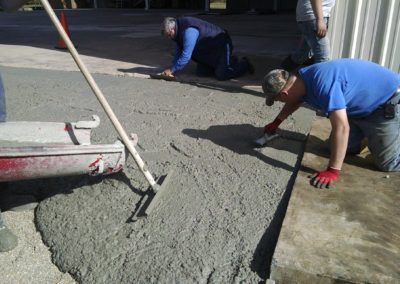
<box><xmin>264</xmin><ymin>118</ymin><xmax>283</xmax><ymax>134</ymax></box>
<box><xmin>309</xmin><ymin>167</ymin><xmax>340</xmax><ymax>189</ymax></box>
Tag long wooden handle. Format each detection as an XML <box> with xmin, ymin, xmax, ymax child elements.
<box><xmin>40</xmin><ymin>0</ymin><xmax>158</xmax><ymax>190</ymax></box>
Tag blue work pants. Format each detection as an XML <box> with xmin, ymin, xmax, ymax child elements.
<box><xmin>196</xmin><ymin>43</ymin><xmax>248</xmax><ymax>81</ymax></box>
<box><xmin>291</xmin><ymin>18</ymin><xmax>331</xmax><ymax>64</ymax></box>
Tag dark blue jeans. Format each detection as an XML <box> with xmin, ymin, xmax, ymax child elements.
<box><xmin>196</xmin><ymin>42</ymin><xmax>248</xmax><ymax>81</ymax></box>
<box><xmin>291</xmin><ymin>18</ymin><xmax>331</xmax><ymax>64</ymax></box>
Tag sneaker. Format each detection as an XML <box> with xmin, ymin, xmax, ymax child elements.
<box><xmin>242</xmin><ymin>57</ymin><xmax>255</xmax><ymax>74</ymax></box>
<box><xmin>280</xmin><ymin>55</ymin><xmax>301</xmax><ymax>72</ymax></box>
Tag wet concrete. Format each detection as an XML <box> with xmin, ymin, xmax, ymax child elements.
<box><xmin>0</xmin><ymin>9</ymin><xmax>316</xmax><ymax>283</ymax></box>
<box><xmin>2</xmin><ymin>8</ymin><xmax>396</xmax><ymax>284</ymax></box>
<box><xmin>0</xmin><ymin>65</ymin><xmax>314</xmax><ymax>282</ymax></box>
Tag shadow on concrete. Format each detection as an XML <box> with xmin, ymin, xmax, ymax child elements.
<box><xmin>182</xmin><ymin>124</ymin><xmax>308</xmax><ymax>173</ymax></box>
<box><xmin>250</xmin><ymin>135</ymin><xmax>305</xmax><ymax>281</ymax></box>
<box><xmin>0</xmin><ymin>171</ymin><xmax>140</xmax><ymax>212</ymax></box>
<box><xmin>119</xmin><ymin>65</ymin><xmax>267</xmax><ymax>96</ymax></box>
<box><xmin>250</xmin><ymin>171</ymin><xmax>299</xmax><ymax>281</ymax></box>
<box><xmin>182</xmin><ymin>123</ymin><xmax>308</xmax><ymax>280</ymax></box>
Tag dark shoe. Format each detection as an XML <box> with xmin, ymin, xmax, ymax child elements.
<box><xmin>242</xmin><ymin>57</ymin><xmax>255</xmax><ymax>74</ymax></box>
<box><xmin>281</xmin><ymin>55</ymin><xmax>301</xmax><ymax>72</ymax></box>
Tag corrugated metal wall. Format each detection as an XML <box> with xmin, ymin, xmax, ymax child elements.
<box><xmin>329</xmin><ymin>0</ymin><xmax>400</xmax><ymax>72</ymax></box>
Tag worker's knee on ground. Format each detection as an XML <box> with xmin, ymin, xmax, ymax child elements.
<box><xmin>374</xmin><ymin>158</ymin><xmax>400</xmax><ymax>172</ymax></box>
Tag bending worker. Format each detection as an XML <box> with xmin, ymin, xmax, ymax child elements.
<box><xmin>160</xmin><ymin>16</ymin><xmax>254</xmax><ymax>81</ymax></box>
<box><xmin>261</xmin><ymin>58</ymin><xmax>400</xmax><ymax>188</ymax></box>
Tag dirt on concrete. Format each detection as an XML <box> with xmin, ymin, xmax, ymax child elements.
<box><xmin>1</xmin><ymin>66</ymin><xmax>313</xmax><ymax>283</ymax></box>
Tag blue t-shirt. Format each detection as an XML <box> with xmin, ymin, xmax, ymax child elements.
<box><xmin>298</xmin><ymin>59</ymin><xmax>400</xmax><ymax>118</ymax></box>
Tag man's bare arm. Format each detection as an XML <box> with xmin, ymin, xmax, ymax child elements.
<box><xmin>328</xmin><ymin>109</ymin><xmax>350</xmax><ymax>170</ymax></box>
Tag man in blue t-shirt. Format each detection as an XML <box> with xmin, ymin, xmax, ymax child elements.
<box><xmin>160</xmin><ymin>16</ymin><xmax>254</xmax><ymax>81</ymax></box>
<box><xmin>260</xmin><ymin>59</ymin><xmax>400</xmax><ymax>188</ymax></box>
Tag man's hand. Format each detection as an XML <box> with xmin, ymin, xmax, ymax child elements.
<box><xmin>311</xmin><ymin>0</ymin><xmax>327</xmax><ymax>38</ymax></box>
<box><xmin>161</xmin><ymin>68</ymin><xmax>174</xmax><ymax>77</ymax></box>
<box><xmin>264</xmin><ymin>118</ymin><xmax>283</xmax><ymax>134</ymax></box>
<box><xmin>309</xmin><ymin>167</ymin><xmax>340</xmax><ymax>189</ymax></box>
<box><xmin>316</xmin><ymin>18</ymin><xmax>327</xmax><ymax>38</ymax></box>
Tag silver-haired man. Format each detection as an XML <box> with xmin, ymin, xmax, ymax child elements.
<box><xmin>160</xmin><ymin>16</ymin><xmax>254</xmax><ymax>80</ymax></box>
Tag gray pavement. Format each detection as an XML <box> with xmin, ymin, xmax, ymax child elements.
<box><xmin>0</xmin><ymin>9</ymin><xmax>308</xmax><ymax>283</ymax></box>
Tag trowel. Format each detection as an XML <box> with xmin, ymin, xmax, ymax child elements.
<box><xmin>149</xmin><ymin>73</ymin><xmax>177</xmax><ymax>82</ymax></box>
<box><xmin>253</xmin><ymin>132</ymin><xmax>279</xmax><ymax>147</ymax></box>
<box><xmin>40</xmin><ymin>0</ymin><xmax>173</xmax><ymax>217</ymax></box>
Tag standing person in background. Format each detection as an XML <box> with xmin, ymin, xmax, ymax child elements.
<box><xmin>161</xmin><ymin>16</ymin><xmax>254</xmax><ymax>81</ymax></box>
<box><xmin>281</xmin><ymin>0</ymin><xmax>336</xmax><ymax>71</ymax></box>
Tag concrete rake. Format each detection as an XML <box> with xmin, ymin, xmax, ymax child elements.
<box><xmin>40</xmin><ymin>0</ymin><xmax>173</xmax><ymax>218</ymax></box>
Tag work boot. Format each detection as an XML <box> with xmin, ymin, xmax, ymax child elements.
<box><xmin>242</xmin><ymin>57</ymin><xmax>255</xmax><ymax>74</ymax></box>
<box><xmin>280</xmin><ymin>55</ymin><xmax>301</xmax><ymax>72</ymax></box>
<box><xmin>0</xmin><ymin>213</ymin><xmax>18</xmax><ymax>253</ymax></box>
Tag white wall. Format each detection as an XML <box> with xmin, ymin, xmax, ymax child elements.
<box><xmin>329</xmin><ymin>0</ymin><xmax>400</xmax><ymax>72</ymax></box>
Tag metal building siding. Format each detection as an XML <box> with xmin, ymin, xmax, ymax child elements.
<box><xmin>329</xmin><ymin>0</ymin><xmax>400</xmax><ymax>72</ymax></box>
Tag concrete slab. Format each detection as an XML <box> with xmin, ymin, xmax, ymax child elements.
<box><xmin>270</xmin><ymin>118</ymin><xmax>400</xmax><ymax>283</ymax></box>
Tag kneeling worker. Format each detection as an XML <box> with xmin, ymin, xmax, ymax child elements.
<box><xmin>261</xmin><ymin>59</ymin><xmax>400</xmax><ymax>188</ymax></box>
<box><xmin>161</xmin><ymin>16</ymin><xmax>254</xmax><ymax>81</ymax></box>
